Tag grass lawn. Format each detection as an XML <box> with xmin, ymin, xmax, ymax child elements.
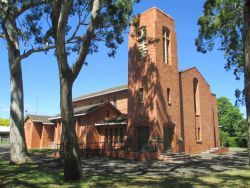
<box><xmin>0</xmin><ymin>155</ymin><xmax>250</xmax><ymax>188</ymax></box>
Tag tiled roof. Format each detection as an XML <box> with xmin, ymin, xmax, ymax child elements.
<box><xmin>50</xmin><ymin>102</ymin><xmax>120</xmax><ymax>120</ymax></box>
<box><xmin>27</xmin><ymin>114</ymin><xmax>54</xmax><ymax>125</ymax></box>
<box><xmin>73</xmin><ymin>84</ymin><xmax>128</xmax><ymax>102</ymax></box>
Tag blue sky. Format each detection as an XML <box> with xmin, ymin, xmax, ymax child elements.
<box><xmin>0</xmin><ymin>0</ymin><xmax>245</xmax><ymax>118</ymax></box>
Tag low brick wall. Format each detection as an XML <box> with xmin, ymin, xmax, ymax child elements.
<box><xmin>82</xmin><ymin>149</ymin><xmax>159</xmax><ymax>161</ymax></box>
<box><xmin>210</xmin><ymin>147</ymin><xmax>229</xmax><ymax>155</ymax></box>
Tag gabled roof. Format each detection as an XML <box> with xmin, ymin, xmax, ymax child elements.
<box><xmin>179</xmin><ymin>67</ymin><xmax>210</xmax><ymax>87</ymax></box>
<box><xmin>25</xmin><ymin>114</ymin><xmax>54</xmax><ymax>125</ymax></box>
<box><xmin>49</xmin><ymin>102</ymin><xmax>122</xmax><ymax>121</ymax></box>
<box><xmin>73</xmin><ymin>84</ymin><xmax>128</xmax><ymax>102</ymax></box>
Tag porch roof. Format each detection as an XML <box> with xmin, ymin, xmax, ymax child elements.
<box><xmin>95</xmin><ymin>114</ymin><xmax>127</xmax><ymax>126</ymax></box>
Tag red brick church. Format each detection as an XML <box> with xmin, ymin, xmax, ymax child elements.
<box><xmin>24</xmin><ymin>7</ymin><xmax>220</xmax><ymax>158</ymax></box>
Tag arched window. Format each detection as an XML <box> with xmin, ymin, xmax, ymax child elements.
<box><xmin>163</xmin><ymin>27</ymin><xmax>170</xmax><ymax>64</ymax></box>
<box><xmin>193</xmin><ymin>78</ymin><xmax>200</xmax><ymax>115</ymax></box>
<box><xmin>167</xmin><ymin>88</ymin><xmax>171</xmax><ymax>104</ymax></box>
<box><xmin>193</xmin><ymin>78</ymin><xmax>201</xmax><ymax>141</ymax></box>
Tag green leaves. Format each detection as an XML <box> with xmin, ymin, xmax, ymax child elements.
<box><xmin>196</xmin><ymin>0</ymin><xmax>244</xmax><ymax>80</ymax></box>
<box><xmin>218</xmin><ymin>97</ymin><xmax>245</xmax><ymax>137</ymax></box>
<box><xmin>0</xmin><ymin>118</ymin><xmax>9</xmax><ymax>126</ymax></box>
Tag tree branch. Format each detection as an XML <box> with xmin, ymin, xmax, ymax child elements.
<box><xmin>17</xmin><ymin>45</ymin><xmax>55</xmax><ymax>63</ymax></box>
<box><xmin>71</xmin><ymin>0</ymin><xmax>100</xmax><ymax>82</ymax></box>
<box><xmin>14</xmin><ymin>0</ymin><xmax>46</xmax><ymax>18</ymax></box>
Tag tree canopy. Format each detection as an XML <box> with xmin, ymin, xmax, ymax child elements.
<box><xmin>0</xmin><ymin>118</ymin><xmax>9</xmax><ymax>126</ymax></box>
<box><xmin>218</xmin><ymin>97</ymin><xmax>245</xmax><ymax>136</ymax></box>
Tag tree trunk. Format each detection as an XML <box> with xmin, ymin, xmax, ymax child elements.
<box><xmin>244</xmin><ymin>0</ymin><xmax>250</xmax><ymax>166</ymax></box>
<box><xmin>59</xmin><ymin>74</ymin><xmax>82</xmax><ymax>180</ymax></box>
<box><xmin>5</xmin><ymin>19</ymin><xmax>27</xmax><ymax>164</ymax></box>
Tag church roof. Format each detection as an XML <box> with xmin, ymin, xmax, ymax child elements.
<box><xmin>73</xmin><ymin>84</ymin><xmax>128</xmax><ymax>102</ymax></box>
<box><xmin>49</xmin><ymin>102</ymin><xmax>122</xmax><ymax>121</ymax></box>
<box><xmin>26</xmin><ymin>114</ymin><xmax>54</xmax><ymax>125</ymax></box>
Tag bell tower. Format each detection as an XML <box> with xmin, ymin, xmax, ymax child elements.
<box><xmin>127</xmin><ymin>7</ymin><xmax>182</xmax><ymax>152</ymax></box>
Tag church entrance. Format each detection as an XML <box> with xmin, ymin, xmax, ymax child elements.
<box><xmin>137</xmin><ymin>126</ymin><xmax>149</xmax><ymax>151</ymax></box>
<box><xmin>163</xmin><ymin>127</ymin><xmax>172</xmax><ymax>151</ymax></box>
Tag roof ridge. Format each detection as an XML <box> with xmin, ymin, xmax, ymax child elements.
<box><xmin>73</xmin><ymin>84</ymin><xmax>128</xmax><ymax>102</ymax></box>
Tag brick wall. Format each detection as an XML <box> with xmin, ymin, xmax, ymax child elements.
<box><xmin>179</xmin><ymin>68</ymin><xmax>219</xmax><ymax>154</ymax></box>
<box><xmin>73</xmin><ymin>90</ymin><xmax>128</xmax><ymax>114</ymax></box>
<box><xmin>127</xmin><ymin>8</ymin><xmax>182</xmax><ymax>152</ymax></box>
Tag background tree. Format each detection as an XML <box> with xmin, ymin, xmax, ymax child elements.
<box><xmin>0</xmin><ymin>0</ymin><xmax>54</xmax><ymax>164</ymax></box>
<box><xmin>0</xmin><ymin>117</ymin><xmax>10</xmax><ymax>126</ymax></box>
<box><xmin>46</xmin><ymin>0</ymin><xmax>139</xmax><ymax>181</ymax></box>
<box><xmin>196</xmin><ymin>0</ymin><xmax>250</xmax><ymax>164</ymax></box>
<box><xmin>218</xmin><ymin>97</ymin><xmax>244</xmax><ymax>136</ymax></box>
<box><xmin>217</xmin><ymin>97</ymin><xmax>247</xmax><ymax>147</ymax></box>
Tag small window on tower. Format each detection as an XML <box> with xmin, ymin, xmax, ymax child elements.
<box><xmin>163</xmin><ymin>27</ymin><xmax>170</xmax><ymax>64</ymax></box>
<box><xmin>138</xmin><ymin>26</ymin><xmax>148</xmax><ymax>61</ymax></box>
<box><xmin>167</xmin><ymin>88</ymin><xmax>171</xmax><ymax>105</ymax></box>
<box><xmin>139</xmin><ymin>88</ymin><xmax>144</xmax><ymax>103</ymax></box>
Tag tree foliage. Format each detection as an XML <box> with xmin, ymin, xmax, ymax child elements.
<box><xmin>196</xmin><ymin>0</ymin><xmax>244</xmax><ymax>79</ymax></box>
<box><xmin>196</xmin><ymin>0</ymin><xmax>244</xmax><ymax>104</ymax></box>
<box><xmin>218</xmin><ymin>97</ymin><xmax>244</xmax><ymax>136</ymax></box>
<box><xmin>0</xmin><ymin>118</ymin><xmax>9</xmax><ymax>126</ymax></box>
<box><xmin>218</xmin><ymin>97</ymin><xmax>247</xmax><ymax>147</ymax></box>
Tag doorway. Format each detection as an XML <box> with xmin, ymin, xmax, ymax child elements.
<box><xmin>138</xmin><ymin>126</ymin><xmax>149</xmax><ymax>151</ymax></box>
<box><xmin>164</xmin><ymin>127</ymin><xmax>172</xmax><ymax>151</ymax></box>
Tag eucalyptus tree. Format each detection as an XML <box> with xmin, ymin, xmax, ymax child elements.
<box><xmin>0</xmin><ymin>0</ymin><xmax>54</xmax><ymax>164</ymax></box>
<box><xmin>196</xmin><ymin>0</ymin><xmax>250</xmax><ymax>164</ymax></box>
<box><xmin>47</xmin><ymin>0</ymin><xmax>139</xmax><ymax>181</ymax></box>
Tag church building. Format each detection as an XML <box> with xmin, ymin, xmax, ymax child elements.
<box><xmin>24</xmin><ymin>7</ymin><xmax>220</xmax><ymax>158</ymax></box>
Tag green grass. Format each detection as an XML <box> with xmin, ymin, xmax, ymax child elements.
<box><xmin>0</xmin><ymin>157</ymin><xmax>250</xmax><ymax>188</ymax></box>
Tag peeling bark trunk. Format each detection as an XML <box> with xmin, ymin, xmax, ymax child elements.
<box><xmin>244</xmin><ymin>0</ymin><xmax>250</xmax><ymax>166</ymax></box>
<box><xmin>59</xmin><ymin>72</ymin><xmax>81</xmax><ymax>180</ymax></box>
<box><xmin>5</xmin><ymin>19</ymin><xmax>27</xmax><ymax>164</ymax></box>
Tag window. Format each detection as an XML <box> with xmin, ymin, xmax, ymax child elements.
<box><xmin>89</xmin><ymin>102</ymin><xmax>92</xmax><ymax>105</ymax></box>
<box><xmin>114</xmin><ymin>128</ymin><xmax>118</xmax><ymax>143</ymax></box>
<box><xmin>163</xmin><ymin>27</ymin><xmax>170</xmax><ymax>64</ymax></box>
<box><xmin>197</xmin><ymin>128</ymin><xmax>201</xmax><ymax>141</ymax></box>
<box><xmin>138</xmin><ymin>26</ymin><xmax>148</xmax><ymax>61</ymax></box>
<box><xmin>167</xmin><ymin>88</ymin><xmax>171</xmax><ymax>104</ymax></box>
<box><xmin>110</xmin><ymin>128</ymin><xmax>113</xmax><ymax>144</ymax></box>
<box><xmin>113</xmin><ymin>96</ymin><xmax>117</xmax><ymax>107</ymax></box>
<box><xmin>106</xmin><ymin>111</ymin><xmax>110</xmax><ymax>118</ymax></box>
<box><xmin>105</xmin><ymin>128</ymin><xmax>108</xmax><ymax>143</ymax></box>
<box><xmin>120</xmin><ymin>128</ymin><xmax>123</xmax><ymax>143</ymax></box>
<box><xmin>193</xmin><ymin>78</ymin><xmax>200</xmax><ymax>115</ymax></box>
<box><xmin>139</xmin><ymin>88</ymin><xmax>144</xmax><ymax>103</ymax></box>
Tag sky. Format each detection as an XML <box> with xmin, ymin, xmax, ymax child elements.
<box><xmin>0</xmin><ymin>0</ymin><xmax>245</xmax><ymax>118</ymax></box>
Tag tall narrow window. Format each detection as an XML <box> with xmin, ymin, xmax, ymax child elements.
<box><xmin>139</xmin><ymin>88</ymin><xmax>144</xmax><ymax>103</ymax></box>
<box><xmin>197</xmin><ymin>128</ymin><xmax>201</xmax><ymax>141</ymax></box>
<box><xmin>106</xmin><ymin>111</ymin><xmax>110</xmax><ymax>118</ymax></box>
<box><xmin>110</xmin><ymin>128</ymin><xmax>113</xmax><ymax>144</ymax></box>
<box><xmin>114</xmin><ymin>128</ymin><xmax>118</xmax><ymax>143</ymax></box>
<box><xmin>167</xmin><ymin>88</ymin><xmax>171</xmax><ymax>104</ymax></box>
<box><xmin>193</xmin><ymin>78</ymin><xmax>200</xmax><ymax>115</ymax></box>
<box><xmin>138</xmin><ymin>26</ymin><xmax>148</xmax><ymax>61</ymax></box>
<box><xmin>105</xmin><ymin>128</ymin><xmax>108</xmax><ymax>143</ymax></box>
<box><xmin>163</xmin><ymin>27</ymin><xmax>170</xmax><ymax>64</ymax></box>
<box><xmin>120</xmin><ymin>128</ymin><xmax>123</xmax><ymax>143</ymax></box>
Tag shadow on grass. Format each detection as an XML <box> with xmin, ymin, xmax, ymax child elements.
<box><xmin>0</xmin><ymin>148</ymin><xmax>249</xmax><ymax>187</ymax></box>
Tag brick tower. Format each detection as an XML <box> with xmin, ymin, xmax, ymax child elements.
<box><xmin>127</xmin><ymin>7</ymin><xmax>182</xmax><ymax>153</ymax></box>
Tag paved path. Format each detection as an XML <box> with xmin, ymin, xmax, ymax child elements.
<box><xmin>0</xmin><ymin>145</ymin><xmax>248</xmax><ymax>177</ymax></box>
<box><xmin>81</xmin><ymin>150</ymin><xmax>248</xmax><ymax>177</ymax></box>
